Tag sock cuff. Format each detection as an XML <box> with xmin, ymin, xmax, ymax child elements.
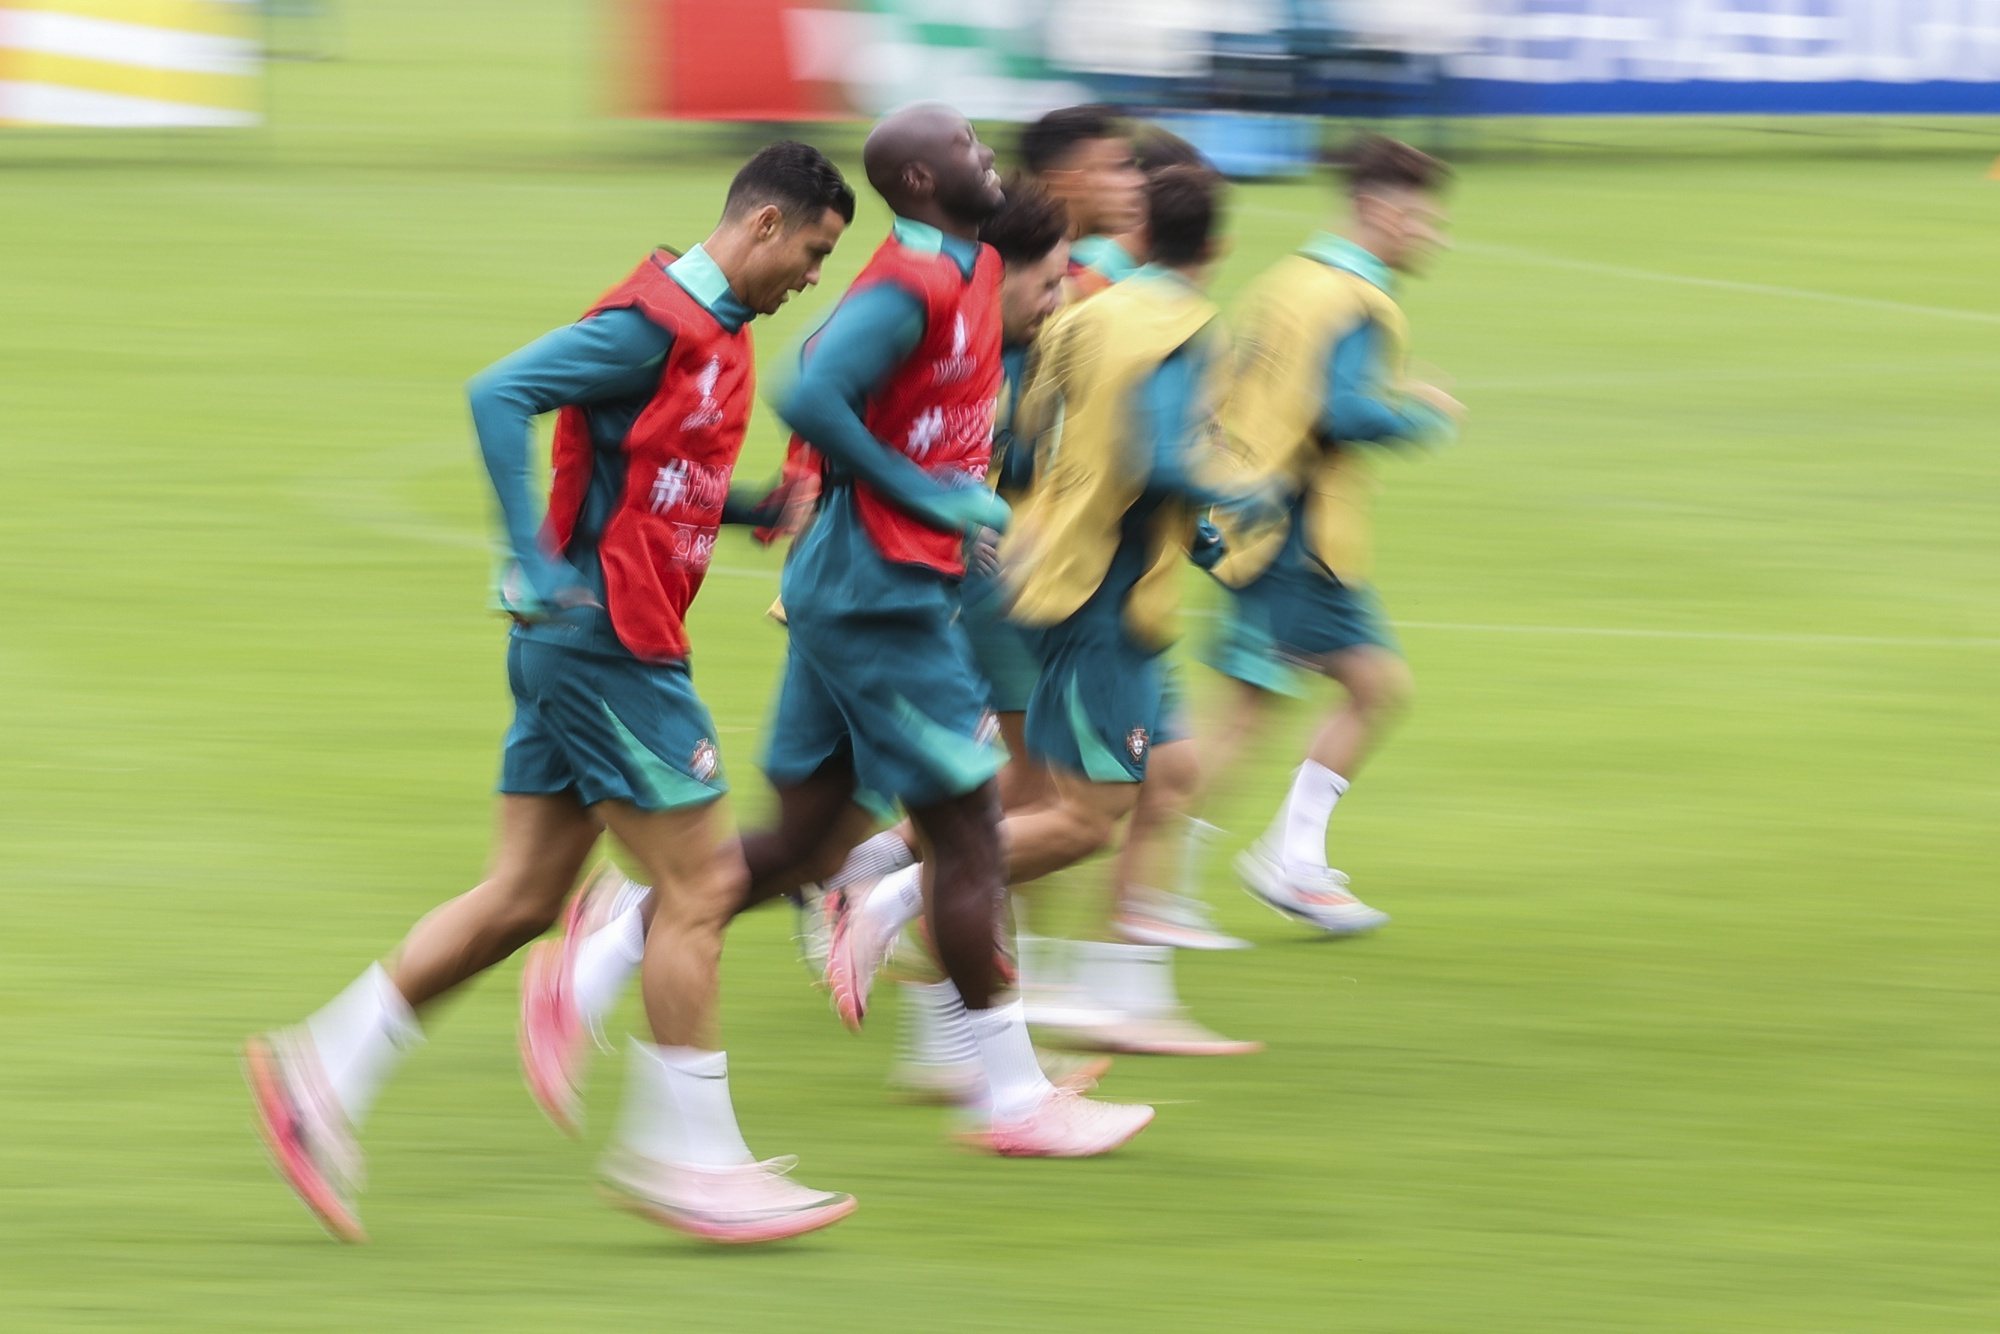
<box><xmin>364</xmin><ymin>963</ymin><xmax>423</xmax><ymax>1047</ymax></box>
<box><xmin>636</xmin><ymin>1042</ymin><xmax>729</xmax><ymax>1080</ymax></box>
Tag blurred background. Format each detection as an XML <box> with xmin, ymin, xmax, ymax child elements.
<box><xmin>3</xmin><ymin>1</ymin><xmax>1997</xmax><ymax>1330</ymax></box>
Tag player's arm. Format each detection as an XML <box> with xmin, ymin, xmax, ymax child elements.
<box><xmin>467</xmin><ymin>308</ymin><xmax>674</xmax><ymax>611</ymax></box>
<box><xmin>1140</xmin><ymin>342</ymin><xmax>1285</xmax><ymax>526</ymax></box>
<box><xmin>1322</xmin><ymin>320</ymin><xmax>1460</xmax><ymax>447</ymax></box>
<box><xmin>772</xmin><ymin>285</ymin><xmax>1009</xmax><ymax>535</ymax></box>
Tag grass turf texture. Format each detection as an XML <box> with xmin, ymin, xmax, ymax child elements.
<box><xmin>4</xmin><ymin>3</ymin><xmax>1998</xmax><ymax>1329</ymax></box>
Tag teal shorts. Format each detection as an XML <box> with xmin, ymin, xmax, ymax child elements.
<box><xmin>763</xmin><ymin>595</ymin><xmax>1002</xmax><ymax>810</ymax></box>
<box><xmin>1024</xmin><ymin>619</ymin><xmax>1169</xmax><ymax>784</ymax></box>
<box><xmin>1204</xmin><ymin>561</ymin><xmax>1398</xmax><ymax>693</ymax></box>
<box><xmin>959</xmin><ymin>566</ymin><xmax>1041</xmax><ymax>715</ymax></box>
<box><xmin>499</xmin><ymin>636</ymin><xmax>727</xmax><ymax>812</ymax></box>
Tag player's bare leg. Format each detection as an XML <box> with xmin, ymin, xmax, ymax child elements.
<box><xmin>593</xmin><ymin>796</ymin><xmax>856</xmax><ymax>1244</ymax></box>
<box><xmin>1240</xmin><ymin>646</ymin><xmax>1412</xmax><ymax>935</ymax></box>
<box><xmin>245</xmin><ymin>794</ymin><xmax>598</xmax><ymax>1241</ymax></box>
<box><xmin>1109</xmin><ymin>738</ymin><xmax>1248</xmax><ymax>952</ymax></box>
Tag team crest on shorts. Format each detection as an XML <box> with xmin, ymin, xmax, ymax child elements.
<box><xmin>1126</xmin><ymin>727</ymin><xmax>1149</xmax><ymax>762</ymax></box>
<box><xmin>690</xmin><ymin>738</ymin><xmax>720</xmax><ymax>782</ymax></box>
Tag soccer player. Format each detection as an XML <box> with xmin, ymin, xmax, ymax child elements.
<box><xmin>825</xmin><ymin>166</ymin><xmax>1277</xmax><ymax>1058</ymax></box>
<box><xmin>527</xmin><ymin>105</ymin><xmax>1153</xmax><ymax>1159</ymax></box>
<box><xmin>1206</xmin><ymin>135</ymin><xmax>1464</xmax><ymax>934</ymax></box>
<box><xmin>1019</xmin><ymin>104</ymin><xmax>1145</xmax><ymax>296</ymax></box>
<box><xmin>525</xmin><ymin>181</ymin><xmax>1110</xmax><ymax>1109</ymax></box>
<box><xmin>242</xmin><ymin>142</ymin><xmax>861</xmax><ymax>1245</ymax></box>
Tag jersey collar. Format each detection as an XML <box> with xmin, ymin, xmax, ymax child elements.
<box><xmin>1300</xmin><ymin>233</ymin><xmax>1396</xmax><ymax>295</ymax></box>
<box><xmin>1071</xmin><ymin>233</ymin><xmax>1142</xmax><ymax>283</ymax></box>
<box><xmin>666</xmin><ymin>243</ymin><xmax>754</xmax><ymax>332</ymax></box>
<box><xmin>892</xmin><ymin>216</ymin><xmax>981</xmax><ymax>281</ymax></box>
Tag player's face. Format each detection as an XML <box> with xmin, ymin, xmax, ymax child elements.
<box><xmin>1075</xmin><ymin>137</ymin><xmax>1145</xmax><ymax>236</ymax></box>
<box><xmin>748</xmin><ymin>207</ymin><xmax>847</xmax><ymax>315</ymax></box>
<box><xmin>999</xmin><ymin>239</ymin><xmax>1070</xmax><ymax>345</ymax></box>
<box><xmin>934</xmin><ymin>120</ymin><xmax>1005</xmax><ymax>225</ymax></box>
<box><xmin>1373</xmin><ymin>187</ymin><xmax>1449</xmax><ymax>274</ymax></box>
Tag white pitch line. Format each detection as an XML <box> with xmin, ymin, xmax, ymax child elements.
<box><xmin>1184</xmin><ymin>606</ymin><xmax>1996</xmax><ymax>649</ymax></box>
<box><xmin>1397</xmin><ymin>619</ymin><xmax>2000</xmax><ymax>650</ymax></box>
<box><xmin>1232</xmin><ymin>199</ymin><xmax>2000</xmax><ymax>328</ymax></box>
<box><xmin>1458</xmin><ymin>241</ymin><xmax>2000</xmax><ymax>327</ymax></box>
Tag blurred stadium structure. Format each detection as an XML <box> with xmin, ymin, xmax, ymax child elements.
<box><xmin>0</xmin><ymin>0</ymin><xmax>261</xmax><ymax>125</ymax></box>
<box><xmin>610</xmin><ymin>0</ymin><xmax>2000</xmax><ymax>172</ymax></box>
<box><xmin>9</xmin><ymin>1</ymin><xmax>1997</xmax><ymax>150</ymax></box>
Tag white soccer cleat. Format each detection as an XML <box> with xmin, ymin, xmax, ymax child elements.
<box><xmin>243</xmin><ymin>1029</ymin><xmax>367</xmax><ymax>1243</ymax></box>
<box><xmin>888</xmin><ymin>1049</ymin><xmax>1113</xmax><ymax>1105</ymax></box>
<box><xmin>1079</xmin><ymin>1011</ymin><xmax>1263</xmax><ymax>1058</ymax></box>
<box><xmin>600</xmin><ymin>1148</ymin><xmax>856</xmax><ymax>1245</ymax></box>
<box><xmin>1237</xmin><ymin>842</ymin><xmax>1390</xmax><ymax>936</ymax></box>
<box><xmin>1114</xmin><ymin>887</ymin><xmax>1252</xmax><ymax>951</ymax></box>
<box><xmin>960</xmin><ymin>1088</ymin><xmax>1155</xmax><ymax>1158</ymax></box>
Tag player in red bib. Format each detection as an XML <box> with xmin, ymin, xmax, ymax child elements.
<box><xmin>242</xmin><ymin>143</ymin><xmax>862</xmax><ymax>1245</ymax></box>
<box><xmin>761</xmin><ymin>104</ymin><xmax>1153</xmax><ymax>1157</ymax></box>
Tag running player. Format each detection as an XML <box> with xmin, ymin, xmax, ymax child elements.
<box><xmin>1206</xmin><ymin>135</ymin><xmax>1463</xmax><ymax>934</ymax></box>
<box><xmin>1019</xmin><ymin>104</ymin><xmax>1145</xmax><ymax>296</ymax></box>
<box><xmin>825</xmin><ymin>166</ymin><xmax>1278</xmax><ymax>1057</ymax></box>
<box><xmin>242</xmin><ymin>142</ymin><xmax>861</xmax><ymax>1245</ymax></box>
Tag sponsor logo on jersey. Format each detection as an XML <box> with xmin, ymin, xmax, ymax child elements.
<box><xmin>679</xmin><ymin>356</ymin><xmax>726</xmax><ymax>430</ymax></box>
<box><xmin>931</xmin><ymin>312</ymin><xmax>978</xmax><ymax>386</ymax></box>
<box><xmin>905</xmin><ymin>400</ymin><xmax>998</xmax><ymax>462</ymax></box>
<box><xmin>648</xmin><ymin>459</ymin><xmax>731</xmax><ymax>516</ymax></box>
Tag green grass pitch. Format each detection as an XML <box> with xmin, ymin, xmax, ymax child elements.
<box><xmin>3</xmin><ymin>3</ymin><xmax>1997</xmax><ymax>1329</ymax></box>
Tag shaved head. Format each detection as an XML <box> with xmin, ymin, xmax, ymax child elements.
<box><xmin>862</xmin><ymin>102</ymin><xmax>1004</xmax><ymax>233</ymax></box>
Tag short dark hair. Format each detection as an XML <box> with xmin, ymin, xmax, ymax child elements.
<box><xmin>1131</xmin><ymin>126</ymin><xmax>1208</xmax><ymax>177</ymax></box>
<box><xmin>724</xmin><ymin>140</ymin><xmax>856</xmax><ymax>226</ymax></box>
<box><xmin>1342</xmin><ymin>134</ymin><xmax>1447</xmax><ymax>196</ymax></box>
<box><xmin>1146</xmin><ymin>164</ymin><xmax>1223</xmax><ymax>268</ymax></box>
<box><xmin>978</xmin><ymin>174</ymin><xmax>1068</xmax><ymax>265</ymax></box>
<box><xmin>1019</xmin><ymin>104</ymin><xmax>1122</xmax><ymax>176</ymax></box>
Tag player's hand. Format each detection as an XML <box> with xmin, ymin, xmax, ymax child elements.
<box><xmin>1213</xmin><ymin>479</ymin><xmax>1288</xmax><ymax>533</ymax></box>
<box><xmin>496</xmin><ymin>552</ymin><xmax>597</xmax><ymax>625</ymax></box>
<box><xmin>931</xmin><ymin>483</ymin><xmax>1011</xmax><ymax>537</ymax></box>
<box><xmin>1189</xmin><ymin>518</ymin><xmax>1228</xmax><ymax>571</ymax></box>
<box><xmin>1406</xmin><ymin>380</ymin><xmax>1466</xmax><ymax>427</ymax></box>
<box><xmin>968</xmin><ymin>526</ymin><xmax>1003</xmax><ymax>576</ymax></box>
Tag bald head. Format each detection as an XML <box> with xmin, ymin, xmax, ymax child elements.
<box><xmin>862</xmin><ymin>102</ymin><xmax>1004</xmax><ymax>234</ymax></box>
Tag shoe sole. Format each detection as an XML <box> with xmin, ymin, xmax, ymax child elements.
<box><xmin>1113</xmin><ymin>919</ymin><xmax>1254</xmax><ymax>952</ymax></box>
<box><xmin>959</xmin><ymin>1104</ymin><xmax>1157</xmax><ymax>1158</ymax></box>
<box><xmin>822</xmin><ymin>895</ymin><xmax>874</xmax><ymax>1033</ymax></box>
<box><xmin>599</xmin><ymin>1182</ymin><xmax>857</xmax><ymax>1245</ymax></box>
<box><xmin>518</xmin><ymin>942</ymin><xmax>582</xmax><ymax>1138</ymax></box>
<box><xmin>242</xmin><ymin>1037</ymin><xmax>366</xmax><ymax>1244</ymax></box>
<box><xmin>1090</xmin><ymin>1034</ymin><xmax>1264</xmax><ymax>1057</ymax></box>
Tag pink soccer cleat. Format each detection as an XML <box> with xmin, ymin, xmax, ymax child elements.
<box><xmin>1075</xmin><ymin>1012</ymin><xmax>1263</xmax><ymax>1058</ymax></box>
<box><xmin>243</xmin><ymin>1030</ymin><xmax>366</xmax><ymax>1243</ymax></box>
<box><xmin>959</xmin><ymin>1088</ymin><xmax>1156</xmax><ymax>1159</ymax></box>
<box><xmin>600</xmin><ymin>1149</ymin><xmax>857</xmax><ymax>1245</ymax></box>
<box><xmin>1237</xmin><ymin>842</ymin><xmax>1390</xmax><ymax>936</ymax></box>
<box><xmin>519</xmin><ymin>862</ymin><xmax>634</xmax><ymax>1136</ymax></box>
<box><xmin>889</xmin><ymin>1049</ymin><xmax>1114</xmax><ymax>1106</ymax></box>
<box><xmin>822</xmin><ymin>881</ymin><xmax>901</xmax><ymax>1033</ymax></box>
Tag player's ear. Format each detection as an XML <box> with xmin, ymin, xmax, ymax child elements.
<box><xmin>750</xmin><ymin>203</ymin><xmax>786</xmax><ymax>242</ymax></box>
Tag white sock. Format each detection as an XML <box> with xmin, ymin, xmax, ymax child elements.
<box><xmin>900</xmin><ymin>980</ymin><xmax>977</xmax><ymax>1067</ymax></box>
<box><xmin>1274</xmin><ymin>761</ymin><xmax>1349</xmax><ymax>872</ymax></box>
<box><xmin>1015</xmin><ymin>930</ymin><xmax>1069</xmax><ymax>995</ymax></box>
<box><xmin>1175</xmin><ymin>816</ymin><xmax>1220</xmax><ymax>899</ymax></box>
<box><xmin>572</xmin><ymin>881</ymin><xmax>650</xmax><ymax>1029</ymax></box>
<box><xmin>966</xmin><ymin>1000</ymin><xmax>1056</xmax><ymax>1121</ymax></box>
<box><xmin>619</xmin><ymin>1041</ymin><xmax>755</xmax><ymax>1168</ymax></box>
<box><xmin>860</xmin><ymin>864</ymin><xmax>926</xmax><ymax>939</ymax></box>
<box><xmin>303</xmin><ymin>963</ymin><xmax>423</xmax><ymax>1127</ymax></box>
<box><xmin>1077</xmin><ymin>941</ymin><xmax>1178</xmax><ymax>1021</ymax></box>
<box><xmin>827</xmin><ymin>830</ymin><xmax>916</xmax><ymax>892</ymax></box>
